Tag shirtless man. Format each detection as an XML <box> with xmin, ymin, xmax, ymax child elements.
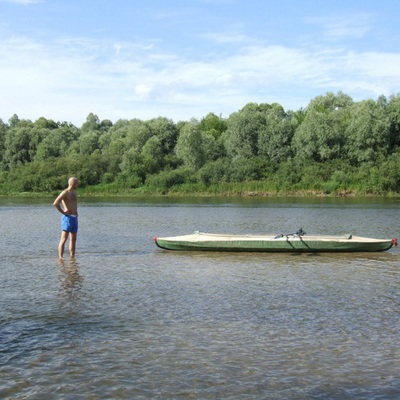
<box><xmin>53</xmin><ymin>177</ymin><xmax>79</xmax><ymax>259</ymax></box>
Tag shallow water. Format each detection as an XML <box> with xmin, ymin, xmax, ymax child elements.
<box><xmin>1</xmin><ymin>197</ymin><xmax>399</xmax><ymax>399</ymax></box>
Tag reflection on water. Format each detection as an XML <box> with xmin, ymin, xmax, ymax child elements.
<box><xmin>58</xmin><ymin>259</ymin><xmax>83</xmax><ymax>304</ymax></box>
<box><xmin>0</xmin><ymin>198</ymin><xmax>399</xmax><ymax>399</ymax></box>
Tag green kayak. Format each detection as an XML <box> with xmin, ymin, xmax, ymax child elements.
<box><xmin>154</xmin><ymin>231</ymin><xmax>397</xmax><ymax>253</ymax></box>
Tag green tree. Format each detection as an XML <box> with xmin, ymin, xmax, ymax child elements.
<box><xmin>198</xmin><ymin>113</ymin><xmax>227</xmax><ymax>161</ymax></box>
<box><xmin>224</xmin><ymin>103</ymin><xmax>268</xmax><ymax>158</ymax></box>
<box><xmin>198</xmin><ymin>158</ymin><xmax>231</xmax><ymax>185</ymax></box>
<box><xmin>0</xmin><ymin>119</ymin><xmax>7</xmax><ymax>167</ymax></box>
<box><xmin>344</xmin><ymin>99</ymin><xmax>390</xmax><ymax>165</ymax></box>
<box><xmin>198</xmin><ymin>113</ymin><xmax>227</xmax><ymax>136</ymax></box>
<box><xmin>35</xmin><ymin>123</ymin><xmax>79</xmax><ymax>160</ymax></box>
<box><xmin>307</xmin><ymin>91</ymin><xmax>353</xmax><ymax>112</ymax></box>
<box><xmin>146</xmin><ymin>167</ymin><xmax>196</xmax><ymax>191</ymax></box>
<box><xmin>78</xmin><ymin>131</ymin><xmax>100</xmax><ymax>155</ymax></box>
<box><xmin>27</xmin><ymin>117</ymin><xmax>60</xmax><ymax>161</ymax></box>
<box><xmin>3</xmin><ymin>125</ymin><xmax>33</xmax><ymax>168</ymax></box>
<box><xmin>34</xmin><ymin>117</ymin><xmax>58</xmax><ymax>130</ymax></box>
<box><xmin>257</xmin><ymin>103</ymin><xmax>294</xmax><ymax>163</ymax></box>
<box><xmin>175</xmin><ymin>121</ymin><xmax>205</xmax><ymax>169</ymax></box>
<box><xmin>81</xmin><ymin>113</ymin><xmax>101</xmax><ymax>133</ymax></box>
<box><xmin>386</xmin><ymin>94</ymin><xmax>400</xmax><ymax>151</ymax></box>
<box><xmin>146</xmin><ymin>117</ymin><xmax>178</xmax><ymax>154</ymax></box>
<box><xmin>228</xmin><ymin>156</ymin><xmax>271</xmax><ymax>182</ymax></box>
<box><xmin>8</xmin><ymin>114</ymin><xmax>20</xmax><ymax>128</ymax></box>
<box><xmin>4</xmin><ymin>117</ymin><xmax>35</xmax><ymax>167</ymax></box>
<box><xmin>141</xmin><ymin>136</ymin><xmax>165</xmax><ymax>174</ymax></box>
<box><xmin>98</xmin><ymin>119</ymin><xmax>130</xmax><ymax>176</ymax></box>
<box><xmin>201</xmin><ymin>132</ymin><xmax>225</xmax><ymax>161</ymax></box>
<box><xmin>78</xmin><ymin>114</ymin><xmax>111</xmax><ymax>155</ymax></box>
<box><xmin>125</xmin><ymin>119</ymin><xmax>153</xmax><ymax>151</ymax></box>
<box><xmin>292</xmin><ymin>92</ymin><xmax>353</xmax><ymax>163</ymax></box>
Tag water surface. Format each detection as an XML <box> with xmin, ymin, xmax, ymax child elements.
<box><xmin>1</xmin><ymin>197</ymin><xmax>399</xmax><ymax>399</ymax></box>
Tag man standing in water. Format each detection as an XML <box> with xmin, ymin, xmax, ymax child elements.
<box><xmin>53</xmin><ymin>177</ymin><xmax>79</xmax><ymax>259</ymax></box>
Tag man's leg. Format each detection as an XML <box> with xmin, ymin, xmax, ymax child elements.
<box><xmin>58</xmin><ymin>231</ymin><xmax>69</xmax><ymax>259</ymax></box>
<box><xmin>69</xmin><ymin>232</ymin><xmax>77</xmax><ymax>258</ymax></box>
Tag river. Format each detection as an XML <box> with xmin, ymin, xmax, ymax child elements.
<box><xmin>1</xmin><ymin>196</ymin><xmax>399</xmax><ymax>399</ymax></box>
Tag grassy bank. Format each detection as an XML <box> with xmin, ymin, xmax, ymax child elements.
<box><xmin>1</xmin><ymin>180</ymin><xmax>400</xmax><ymax>198</ymax></box>
<box><xmin>66</xmin><ymin>181</ymin><xmax>400</xmax><ymax>198</ymax></box>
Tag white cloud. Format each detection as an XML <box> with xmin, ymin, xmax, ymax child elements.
<box><xmin>0</xmin><ymin>0</ymin><xmax>42</xmax><ymax>4</ymax></box>
<box><xmin>306</xmin><ymin>14</ymin><xmax>373</xmax><ymax>40</ymax></box>
<box><xmin>201</xmin><ymin>32</ymin><xmax>252</xmax><ymax>44</ymax></box>
<box><xmin>134</xmin><ymin>84</ymin><xmax>152</xmax><ymax>99</ymax></box>
<box><xmin>0</xmin><ymin>29</ymin><xmax>400</xmax><ymax>125</ymax></box>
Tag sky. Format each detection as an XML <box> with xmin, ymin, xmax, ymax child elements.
<box><xmin>0</xmin><ymin>0</ymin><xmax>400</xmax><ymax>127</ymax></box>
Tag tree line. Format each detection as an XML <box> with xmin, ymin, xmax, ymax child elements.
<box><xmin>0</xmin><ymin>91</ymin><xmax>399</xmax><ymax>196</ymax></box>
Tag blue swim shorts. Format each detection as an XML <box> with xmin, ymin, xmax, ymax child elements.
<box><xmin>61</xmin><ymin>214</ymin><xmax>78</xmax><ymax>233</ymax></box>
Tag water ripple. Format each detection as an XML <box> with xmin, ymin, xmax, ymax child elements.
<box><xmin>1</xmin><ymin>202</ymin><xmax>399</xmax><ymax>399</ymax></box>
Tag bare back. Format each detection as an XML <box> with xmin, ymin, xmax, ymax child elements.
<box><xmin>60</xmin><ymin>189</ymin><xmax>78</xmax><ymax>215</ymax></box>
<box><xmin>53</xmin><ymin>178</ymin><xmax>79</xmax><ymax>216</ymax></box>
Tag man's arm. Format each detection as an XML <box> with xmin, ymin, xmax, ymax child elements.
<box><xmin>53</xmin><ymin>190</ymin><xmax>67</xmax><ymax>215</ymax></box>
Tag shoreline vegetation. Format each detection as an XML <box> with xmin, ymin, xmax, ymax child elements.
<box><xmin>1</xmin><ymin>91</ymin><xmax>399</xmax><ymax>198</ymax></box>
<box><xmin>78</xmin><ymin>184</ymin><xmax>400</xmax><ymax>197</ymax></box>
<box><xmin>2</xmin><ymin>181</ymin><xmax>400</xmax><ymax>198</ymax></box>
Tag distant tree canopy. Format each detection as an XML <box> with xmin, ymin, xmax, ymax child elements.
<box><xmin>0</xmin><ymin>91</ymin><xmax>400</xmax><ymax>195</ymax></box>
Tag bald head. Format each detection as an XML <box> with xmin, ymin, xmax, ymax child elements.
<box><xmin>68</xmin><ymin>177</ymin><xmax>79</xmax><ymax>189</ymax></box>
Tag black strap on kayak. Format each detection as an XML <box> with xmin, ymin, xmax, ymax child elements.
<box><xmin>274</xmin><ymin>228</ymin><xmax>306</xmax><ymax>239</ymax></box>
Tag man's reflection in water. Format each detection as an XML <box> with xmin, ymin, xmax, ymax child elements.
<box><xmin>58</xmin><ymin>258</ymin><xmax>84</xmax><ymax>304</ymax></box>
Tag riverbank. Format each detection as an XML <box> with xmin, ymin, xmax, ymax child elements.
<box><xmin>1</xmin><ymin>181</ymin><xmax>400</xmax><ymax>198</ymax></box>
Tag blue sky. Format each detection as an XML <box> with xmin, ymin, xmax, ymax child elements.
<box><xmin>1</xmin><ymin>0</ymin><xmax>399</xmax><ymax>126</ymax></box>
